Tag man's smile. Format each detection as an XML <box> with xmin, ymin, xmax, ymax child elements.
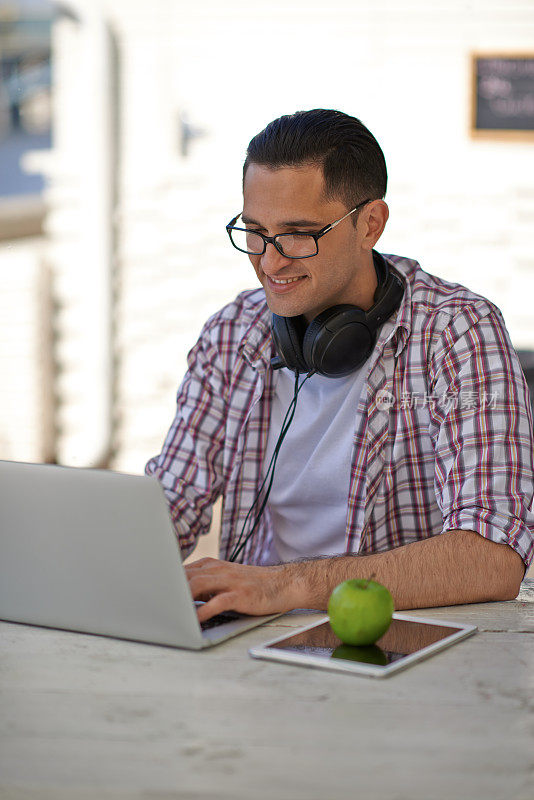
<box><xmin>268</xmin><ymin>275</ymin><xmax>306</xmax><ymax>285</ymax></box>
<box><xmin>264</xmin><ymin>274</ymin><xmax>308</xmax><ymax>296</ymax></box>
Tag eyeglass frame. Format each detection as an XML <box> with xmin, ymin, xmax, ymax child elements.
<box><xmin>225</xmin><ymin>198</ymin><xmax>372</xmax><ymax>259</ymax></box>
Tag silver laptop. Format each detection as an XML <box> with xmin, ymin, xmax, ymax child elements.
<box><xmin>0</xmin><ymin>459</ymin><xmax>281</xmax><ymax>649</ymax></box>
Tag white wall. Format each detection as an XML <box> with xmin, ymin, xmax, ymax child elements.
<box><xmin>112</xmin><ymin>0</ymin><xmax>534</xmax><ymax>473</ymax></box>
<box><xmin>0</xmin><ymin>237</ymin><xmax>52</xmax><ymax>462</ymax></box>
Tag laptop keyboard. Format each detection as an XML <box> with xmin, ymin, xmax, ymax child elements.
<box><xmin>200</xmin><ymin>610</ymin><xmax>241</xmax><ymax>631</ymax></box>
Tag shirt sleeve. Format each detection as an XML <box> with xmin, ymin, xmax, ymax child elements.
<box><xmin>428</xmin><ymin>303</ymin><xmax>534</xmax><ymax>570</ymax></box>
<box><xmin>145</xmin><ymin>321</ymin><xmax>228</xmax><ymax>559</ymax></box>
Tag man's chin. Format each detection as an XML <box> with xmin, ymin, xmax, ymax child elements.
<box><xmin>264</xmin><ymin>291</ymin><xmax>309</xmax><ymax>319</ymax></box>
<box><xmin>265</xmin><ymin>295</ymin><xmax>323</xmax><ymax>321</ymax></box>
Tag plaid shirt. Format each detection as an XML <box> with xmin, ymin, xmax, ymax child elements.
<box><xmin>146</xmin><ymin>254</ymin><xmax>534</xmax><ymax>569</ymax></box>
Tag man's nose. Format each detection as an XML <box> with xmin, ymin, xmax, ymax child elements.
<box><xmin>259</xmin><ymin>241</ymin><xmax>293</xmax><ymax>274</ymax></box>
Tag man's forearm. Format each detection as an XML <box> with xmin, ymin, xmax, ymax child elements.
<box><xmin>284</xmin><ymin>529</ymin><xmax>526</xmax><ymax>611</ymax></box>
<box><xmin>185</xmin><ymin>529</ymin><xmax>526</xmax><ymax>622</ymax></box>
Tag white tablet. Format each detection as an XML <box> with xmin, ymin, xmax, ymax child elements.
<box><xmin>248</xmin><ymin>613</ymin><xmax>477</xmax><ymax>678</ymax></box>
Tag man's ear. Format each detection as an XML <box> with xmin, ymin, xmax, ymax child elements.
<box><xmin>360</xmin><ymin>200</ymin><xmax>389</xmax><ymax>251</ymax></box>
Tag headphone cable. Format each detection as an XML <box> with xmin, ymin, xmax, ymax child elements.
<box><xmin>228</xmin><ymin>369</ymin><xmax>315</xmax><ymax>562</ymax></box>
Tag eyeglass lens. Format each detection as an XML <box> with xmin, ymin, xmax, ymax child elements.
<box><xmin>230</xmin><ymin>228</ymin><xmax>318</xmax><ymax>258</ymax></box>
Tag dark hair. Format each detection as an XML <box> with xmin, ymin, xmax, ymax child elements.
<box><xmin>243</xmin><ymin>109</ymin><xmax>387</xmax><ymax>220</ymax></box>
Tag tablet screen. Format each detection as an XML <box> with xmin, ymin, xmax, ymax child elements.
<box><xmin>266</xmin><ymin>617</ymin><xmax>465</xmax><ymax>667</ymax></box>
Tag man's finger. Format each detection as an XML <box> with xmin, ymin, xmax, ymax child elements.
<box><xmin>184</xmin><ymin>556</ymin><xmax>219</xmax><ymax>576</ymax></box>
<box><xmin>196</xmin><ymin>592</ymin><xmax>235</xmax><ymax>623</ymax></box>
<box><xmin>187</xmin><ymin>572</ymin><xmax>229</xmax><ymax>600</ymax></box>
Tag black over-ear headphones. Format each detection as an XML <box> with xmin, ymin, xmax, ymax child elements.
<box><xmin>270</xmin><ymin>250</ymin><xmax>404</xmax><ymax>378</ymax></box>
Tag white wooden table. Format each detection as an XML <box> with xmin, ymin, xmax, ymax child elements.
<box><xmin>1</xmin><ymin>580</ymin><xmax>533</xmax><ymax>800</ymax></box>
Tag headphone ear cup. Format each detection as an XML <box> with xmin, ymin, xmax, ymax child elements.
<box><xmin>302</xmin><ymin>305</ymin><xmax>375</xmax><ymax>377</ymax></box>
<box><xmin>271</xmin><ymin>254</ymin><xmax>404</xmax><ymax>377</ymax></box>
<box><xmin>271</xmin><ymin>314</ymin><xmax>310</xmax><ymax>373</ymax></box>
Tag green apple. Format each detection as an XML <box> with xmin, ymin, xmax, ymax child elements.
<box><xmin>331</xmin><ymin>643</ymin><xmax>388</xmax><ymax>666</ymax></box>
<box><xmin>327</xmin><ymin>578</ymin><xmax>394</xmax><ymax>646</ymax></box>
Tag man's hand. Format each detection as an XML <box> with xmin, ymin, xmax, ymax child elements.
<box><xmin>184</xmin><ymin>557</ymin><xmax>298</xmax><ymax>623</ymax></box>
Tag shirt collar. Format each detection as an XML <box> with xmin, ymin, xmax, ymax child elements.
<box><xmin>239</xmin><ymin>295</ymin><xmax>273</xmax><ymax>370</ymax></box>
<box><xmin>381</xmin><ymin>255</ymin><xmax>412</xmax><ymax>358</ymax></box>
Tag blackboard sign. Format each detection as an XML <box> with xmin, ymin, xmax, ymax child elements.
<box><xmin>471</xmin><ymin>54</ymin><xmax>534</xmax><ymax>139</ymax></box>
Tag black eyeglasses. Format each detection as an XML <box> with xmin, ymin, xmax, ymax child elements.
<box><xmin>225</xmin><ymin>199</ymin><xmax>371</xmax><ymax>259</ymax></box>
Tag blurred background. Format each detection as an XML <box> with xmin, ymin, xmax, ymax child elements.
<box><xmin>1</xmin><ymin>0</ymin><xmax>533</xmax><ymax>558</ymax></box>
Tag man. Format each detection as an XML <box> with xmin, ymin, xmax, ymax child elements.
<box><xmin>146</xmin><ymin>109</ymin><xmax>534</xmax><ymax>623</ymax></box>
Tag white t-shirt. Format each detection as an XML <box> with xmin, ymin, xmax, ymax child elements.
<box><xmin>260</xmin><ymin>362</ymin><xmax>369</xmax><ymax>565</ymax></box>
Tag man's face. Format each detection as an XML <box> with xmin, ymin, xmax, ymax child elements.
<box><xmin>242</xmin><ymin>163</ymin><xmax>373</xmax><ymax>321</ymax></box>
